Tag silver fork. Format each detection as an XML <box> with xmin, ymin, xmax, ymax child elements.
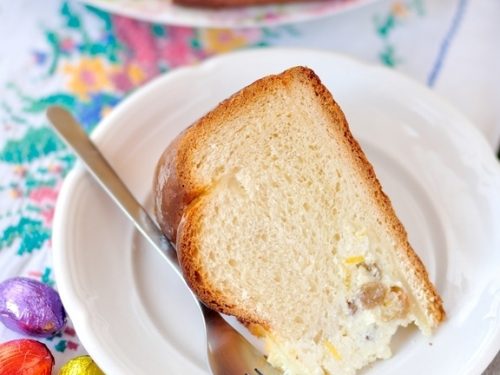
<box><xmin>47</xmin><ymin>106</ymin><xmax>281</xmax><ymax>375</ymax></box>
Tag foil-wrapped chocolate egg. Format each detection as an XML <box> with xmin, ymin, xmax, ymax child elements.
<box><xmin>0</xmin><ymin>277</ymin><xmax>67</xmax><ymax>337</ymax></box>
<box><xmin>0</xmin><ymin>339</ymin><xmax>54</xmax><ymax>375</ymax></box>
<box><xmin>59</xmin><ymin>355</ymin><xmax>105</xmax><ymax>375</ymax></box>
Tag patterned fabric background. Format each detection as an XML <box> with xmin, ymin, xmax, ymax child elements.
<box><xmin>0</xmin><ymin>0</ymin><xmax>498</xmax><ymax>372</ymax></box>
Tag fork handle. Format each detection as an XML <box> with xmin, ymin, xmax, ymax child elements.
<box><xmin>46</xmin><ymin>106</ymin><xmax>183</xmax><ymax>278</ymax></box>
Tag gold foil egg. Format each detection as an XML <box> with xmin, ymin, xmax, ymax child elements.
<box><xmin>59</xmin><ymin>355</ymin><xmax>105</xmax><ymax>375</ymax></box>
<box><xmin>0</xmin><ymin>339</ymin><xmax>54</xmax><ymax>375</ymax></box>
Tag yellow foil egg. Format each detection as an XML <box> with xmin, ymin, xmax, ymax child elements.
<box><xmin>59</xmin><ymin>355</ymin><xmax>105</xmax><ymax>375</ymax></box>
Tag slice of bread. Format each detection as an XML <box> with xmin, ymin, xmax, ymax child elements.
<box><xmin>154</xmin><ymin>66</ymin><xmax>445</xmax><ymax>374</ymax></box>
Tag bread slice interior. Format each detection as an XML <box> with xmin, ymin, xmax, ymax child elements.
<box><xmin>155</xmin><ymin>66</ymin><xmax>445</xmax><ymax>375</ymax></box>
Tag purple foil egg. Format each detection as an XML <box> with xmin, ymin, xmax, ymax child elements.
<box><xmin>0</xmin><ymin>277</ymin><xmax>67</xmax><ymax>337</ymax></box>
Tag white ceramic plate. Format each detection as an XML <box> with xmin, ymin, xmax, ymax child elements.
<box><xmin>53</xmin><ymin>48</ymin><xmax>500</xmax><ymax>375</ymax></box>
<box><xmin>79</xmin><ymin>0</ymin><xmax>378</xmax><ymax>28</ymax></box>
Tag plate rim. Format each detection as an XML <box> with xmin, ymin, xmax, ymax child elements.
<box><xmin>52</xmin><ymin>47</ymin><xmax>500</xmax><ymax>375</ymax></box>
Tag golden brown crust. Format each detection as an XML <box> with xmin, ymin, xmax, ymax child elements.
<box><xmin>153</xmin><ymin>66</ymin><xmax>445</xmax><ymax>328</ymax></box>
<box><xmin>154</xmin><ymin>131</ymin><xmax>204</xmax><ymax>243</ymax></box>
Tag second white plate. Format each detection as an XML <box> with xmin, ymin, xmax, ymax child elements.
<box><xmin>53</xmin><ymin>48</ymin><xmax>500</xmax><ymax>374</ymax></box>
<box><xmin>80</xmin><ymin>0</ymin><xmax>378</xmax><ymax>28</ymax></box>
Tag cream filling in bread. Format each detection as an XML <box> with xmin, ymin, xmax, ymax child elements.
<box><xmin>261</xmin><ymin>223</ymin><xmax>416</xmax><ymax>375</ymax></box>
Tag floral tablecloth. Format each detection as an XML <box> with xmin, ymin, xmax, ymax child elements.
<box><xmin>0</xmin><ymin>0</ymin><xmax>499</xmax><ymax>373</ymax></box>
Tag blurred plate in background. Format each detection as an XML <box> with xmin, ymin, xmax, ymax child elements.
<box><xmin>79</xmin><ymin>0</ymin><xmax>379</xmax><ymax>28</ymax></box>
